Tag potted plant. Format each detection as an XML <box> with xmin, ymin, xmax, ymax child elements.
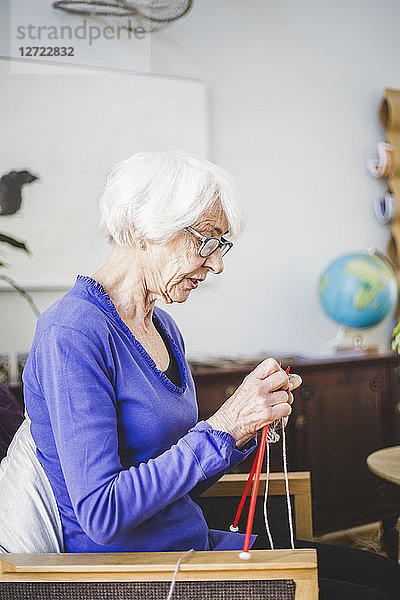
<box><xmin>391</xmin><ymin>321</ymin><xmax>400</xmax><ymax>355</ymax></box>
<box><xmin>0</xmin><ymin>233</ymin><xmax>40</xmax><ymax>317</ymax></box>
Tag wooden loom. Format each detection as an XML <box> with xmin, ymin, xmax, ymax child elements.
<box><xmin>0</xmin><ymin>472</ymin><xmax>318</xmax><ymax>599</ymax></box>
<box><xmin>0</xmin><ymin>549</ymin><xmax>318</xmax><ymax>599</ymax></box>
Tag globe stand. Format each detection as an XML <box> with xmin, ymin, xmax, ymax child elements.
<box><xmin>324</xmin><ymin>325</ymin><xmax>382</xmax><ymax>353</ymax></box>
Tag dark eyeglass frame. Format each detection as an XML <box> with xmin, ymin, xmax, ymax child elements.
<box><xmin>186</xmin><ymin>226</ymin><xmax>233</xmax><ymax>258</ymax></box>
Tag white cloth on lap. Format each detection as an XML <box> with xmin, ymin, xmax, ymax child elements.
<box><xmin>0</xmin><ymin>417</ymin><xmax>64</xmax><ymax>553</ymax></box>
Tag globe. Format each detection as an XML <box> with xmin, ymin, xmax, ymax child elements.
<box><xmin>318</xmin><ymin>252</ymin><xmax>398</xmax><ymax>329</ymax></box>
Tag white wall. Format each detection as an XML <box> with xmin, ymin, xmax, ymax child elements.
<box><xmin>1</xmin><ymin>0</ymin><xmax>400</xmax><ymax>381</ymax></box>
<box><xmin>149</xmin><ymin>0</ymin><xmax>400</xmax><ymax>360</ymax></box>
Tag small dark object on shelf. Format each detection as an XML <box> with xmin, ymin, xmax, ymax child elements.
<box><xmin>17</xmin><ymin>352</ymin><xmax>29</xmax><ymax>383</ymax></box>
<box><xmin>0</xmin><ymin>354</ymin><xmax>9</xmax><ymax>385</ymax></box>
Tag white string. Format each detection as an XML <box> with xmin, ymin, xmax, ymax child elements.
<box><xmin>166</xmin><ymin>548</ymin><xmax>195</xmax><ymax>600</ymax></box>
<box><xmin>263</xmin><ymin>439</ymin><xmax>275</xmax><ymax>549</ymax></box>
<box><xmin>282</xmin><ymin>421</ymin><xmax>295</xmax><ymax>549</ymax></box>
<box><xmin>262</xmin><ymin>419</ymin><xmax>295</xmax><ymax>551</ymax></box>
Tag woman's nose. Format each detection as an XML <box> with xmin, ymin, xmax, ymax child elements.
<box><xmin>204</xmin><ymin>249</ymin><xmax>224</xmax><ymax>274</ymax></box>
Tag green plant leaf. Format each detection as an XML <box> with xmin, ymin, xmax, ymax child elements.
<box><xmin>0</xmin><ymin>274</ymin><xmax>40</xmax><ymax>317</ymax></box>
<box><xmin>0</xmin><ymin>233</ymin><xmax>31</xmax><ymax>255</ymax></box>
<box><xmin>391</xmin><ymin>328</ymin><xmax>400</xmax><ymax>354</ymax></box>
<box><xmin>393</xmin><ymin>322</ymin><xmax>400</xmax><ymax>337</ymax></box>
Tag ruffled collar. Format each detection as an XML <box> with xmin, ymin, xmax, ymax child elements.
<box><xmin>75</xmin><ymin>275</ymin><xmax>187</xmax><ymax>395</ymax></box>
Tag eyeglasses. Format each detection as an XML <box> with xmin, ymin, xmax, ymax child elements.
<box><xmin>186</xmin><ymin>226</ymin><xmax>233</xmax><ymax>258</ymax></box>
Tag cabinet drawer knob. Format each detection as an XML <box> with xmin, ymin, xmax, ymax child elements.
<box><xmin>225</xmin><ymin>384</ymin><xmax>237</xmax><ymax>397</ymax></box>
<box><xmin>370</xmin><ymin>377</ymin><xmax>382</xmax><ymax>392</ymax></box>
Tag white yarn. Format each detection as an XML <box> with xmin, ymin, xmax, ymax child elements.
<box><xmin>262</xmin><ymin>418</ymin><xmax>295</xmax><ymax>551</ymax></box>
<box><xmin>282</xmin><ymin>422</ymin><xmax>295</xmax><ymax>549</ymax></box>
<box><xmin>166</xmin><ymin>548</ymin><xmax>195</xmax><ymax>600</ymax></box>
<box><xmin>263</xmin><ymin>440</ymin><xmax>275</xmax><ymax>549</ymax></box>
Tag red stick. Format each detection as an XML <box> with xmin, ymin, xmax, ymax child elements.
<box><xmin>240</xmin><ymin>424</ymin><xmax>268</xmax><ymax>555</ymax></box>
<box><xmin>230</xmin><ymin>437</ymin><xmax>263</xmax><ymax>529</ymax></box>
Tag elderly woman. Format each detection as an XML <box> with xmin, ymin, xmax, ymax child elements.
<box><xmin>21</xmin><ymin>150</ymin><xmax>296</xmax><ymax>554</ymax></box>
<box><xmin>14</xmin><ymin>151</ymin><xmax>400</xmax><ymax>599</ymax></box>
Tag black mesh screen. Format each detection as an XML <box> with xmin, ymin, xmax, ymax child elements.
<box><xmin>0</xmin><ymin>579</ymin><xmax>296</xmax><ymax>599</ymax></box>
<box><xmin>196</xmin><ymin>494</ymin><xmax>295</xmax><ymax>549</ymax></box>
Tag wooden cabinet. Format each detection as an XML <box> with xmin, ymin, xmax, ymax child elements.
<box><xmin>192</xmin><ymin>352</ymin><xmax>400</xmax><ymax>535</ymax></box>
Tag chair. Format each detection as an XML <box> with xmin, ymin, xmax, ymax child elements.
<box><xmin>0</xmin><ymin>472</ymin><xmax>318</xmax><ymax>599</ymax></box>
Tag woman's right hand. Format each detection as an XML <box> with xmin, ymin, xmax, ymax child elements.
<box><xmin>205</xmin><ymin>358</ymin><xmax>301</xmax><ymax>448</ymax></box>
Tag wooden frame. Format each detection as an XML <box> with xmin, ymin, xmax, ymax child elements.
<box><xmin>0</xmin><ymin>472</ymin><xmax>316</xmax><ymax>598</ymax></box>
<box><xmin>202</xmin><ymin>471</ymin><xmax>314</xmax><ymax>541</ymax></box>
<box><xmin>0</xmin><ymin>549</ymin><xmax>319</xmax><ymax>600</ymax></box>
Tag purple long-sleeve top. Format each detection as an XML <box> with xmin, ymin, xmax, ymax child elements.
<box><xmin>22</xmin><ymin>275</ymin><xmax>257</xmax><ymax>553</ymax></box>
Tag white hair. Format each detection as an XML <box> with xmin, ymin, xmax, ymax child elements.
<box><xmin>99</xmin><ymin>150</ymin><xmax>246</xmax><ymax>246</ymax></box>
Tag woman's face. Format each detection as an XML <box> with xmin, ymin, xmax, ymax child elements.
<box><xmin>146</xmin><ymin>203</ymin><xmax>230</xmax><ymax>304</ymax></box>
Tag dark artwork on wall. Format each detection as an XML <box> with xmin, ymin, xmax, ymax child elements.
<box><xmin>0</xmin><ymin>170</ymin><xmax>39</xmax><ymax>216</ymax></box>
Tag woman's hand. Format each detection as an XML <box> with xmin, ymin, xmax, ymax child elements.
<box><xmin>205</xmin><ymin>358</ymin><xmax>302</xmax><ymax>448</ymax></box>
